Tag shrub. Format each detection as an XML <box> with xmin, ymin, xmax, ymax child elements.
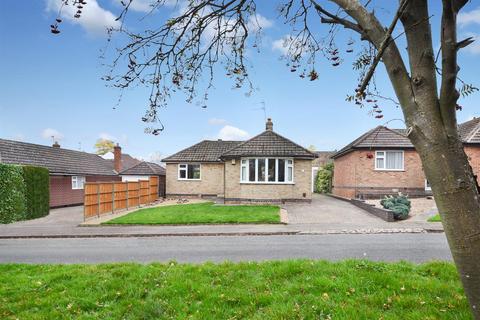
<box><xmin>22</xmin><ymin>166</ymin><xmax>50</xmax><ymax>219</ymax></box>
<box><xmin>315</xmin><ymin>163</ymin><xmax>334</xmax><ymax>193</ymax></box>
<box><xmin>0</xmin><ymin>164</ymin><xmax>26</xmax><ymax>224</ymax></box>
<box><xmin>380</xmin><ymin>193</ymin><xmax>411</xmax><ymax>220</ymax></box>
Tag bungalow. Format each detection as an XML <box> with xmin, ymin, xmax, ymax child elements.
<box><xmin>0</xmin><ymin>138</ymin><xmax>121</xmax><ymax>207</ymax></box>
<box><xmin>331</xmin><ymin>118</ymin><xmax>480</xmax><ymax>199</ymax></box>
<box><xmin>162</xmin><ymin>119</ymin><xmax>317</xmax><ymax>203</ymax></box>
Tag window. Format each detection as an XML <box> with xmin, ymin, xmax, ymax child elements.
<box><xmin>240</xmin><ymin>158</ymin><xmax>294</xmax><ymax>183</ymax></box>
<box><xmin>178</xmin><ymin>164</ymin><xmax>201</xmax><ymax>180</ymax></box>
<box><xmin>71</xmin><ymin>176</ymin><xmax>86</xmax><ymax>190</ymax></box>
<box><xmin>425</xmin><ymin>179</ymin><xmax>431</xmax><ymax>191</ymax></box>
<box><xmin>375</xmin><ymin>151</ymin><xmax>404</xmax><ymax>171</ymax></box>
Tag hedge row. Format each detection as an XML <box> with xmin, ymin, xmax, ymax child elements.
<box><xmin>0</xmin><ymin>164</ymin><xmax>49</xmax><ymax>224</ymax></box>
<box><xmin>314</xmin><ymin>163</ymin><xmax>334</xmax><ymax>194</ymax></box>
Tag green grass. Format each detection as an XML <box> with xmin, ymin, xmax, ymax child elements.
<box><xmin>428</xmin><ymin>214</ymin><xmax>442</xmax><ymax>222</ymax></box>
<box><xmin>103</xmin><ymin>202</ymin><xmax>281</xmax><ymax>225</ymax></box>
<box><xmin>0</xmin><ymin>260</ymin><xmax>470</xmax><ymax>319</ymax></box>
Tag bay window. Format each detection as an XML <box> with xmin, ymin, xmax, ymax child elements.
<box><xmin>375</xmin><ymin>151</ymin><xmax>404</xmax><ymax>171</ymax></box>
<box><xmin>240</xmin><ymin>158</ymin><xmax>294</xmax><ymax>183</ymax></box>
<box><xmin>178</xmin><ymin>164</ymin><xmax>201</xmax><ymax>180</ymax></box>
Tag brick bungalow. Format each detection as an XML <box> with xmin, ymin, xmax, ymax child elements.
<box><xmin>331</xmin><ymin>118</ymin><xmax>480</xmax><ymax>199</ymax></box>
<box><xmin>0</xmin><ymin>139</ymin><xmax>124</xmax><ymax>207</ymax></box>
<box><xmin>162</xmin><ymin>119</ymin><xmax>317</xmax><ymax>203</ymax></box>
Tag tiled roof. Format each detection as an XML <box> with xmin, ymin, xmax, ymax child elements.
<box><xmin>120</xmin><ymin>161</ymin><xmax>166</xmax><ymax>176</ymax></box>
<box><xmin>333</xmin><ymin>118</ymin><xmax>480</xmax><ymax>159</ymax></box>
<box><xmin>162</xmin><ymin>140</ymin><xmax>243</xmax><ymax>162</ymax></box>
<box><xmin>0</xmin><ymin>138</ymin><xmax>117</xmax><ymax>176</ymax></box>
<box><xmin>106</xmin><ymin>153</ymin><xmax>141</xmax><ymax>172</ymax></box>
<box><xmin>221</xmin><ymin>130</ymin><xmax>316</xmax><ymax>159</ymax></box>
<box><xmin>459</xmin><ymin>117</ymin><xmax>480</xmax><ymax>143</ymax></box>
<box><xmin>332</xmin><ymin>126</ymin><xmax>414</xmax><ymax>159</ymax></box>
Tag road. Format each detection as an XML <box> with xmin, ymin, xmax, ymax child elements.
<box><xmin>0</xmin><ymin>233</ymin><xmax>451</xmax><ymax>264</ymax></box>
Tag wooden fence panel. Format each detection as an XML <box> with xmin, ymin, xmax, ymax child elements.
<box><xmin>83</xmin><ymin>177</ymin><xmax>159</xmax><ymax>220</ymax></box>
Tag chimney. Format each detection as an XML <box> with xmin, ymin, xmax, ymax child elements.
<box><xmin>52</xmin><ymin>141</ymin><xmax>60</xmax><ymax>148</ymax></box>
<box><xmin>114</xmin><ymin>143</ymin><xmax>122</xmax><ymax>172</ymax></box>
<box><xmin>266</xmin><ymin>118</ymin><xmax>273</xmax><ymax>131</ymax></box>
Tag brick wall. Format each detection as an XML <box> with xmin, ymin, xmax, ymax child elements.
<box><xmin>224</xmin><ymin>159</ymin><xmax>312</xmax><ymax>203</ymax></box>
<box><xmin>50</xmin><ymin>175</ymin><xmax>121</xmax><ymax>208</ymax></box>
<box><xmin>165</xmin><ymin>163</ymin><xmax>224</xmax><ymax>197</ymax></box>
<box><xmin>333</xmin><ymin>146</ymin><xmax>480</xmax><ymax>199</ymax></box>
<box><xmin>332</xmin><ymin>149</ymin><xmax>427</xmax><ymax>199</ymax></box>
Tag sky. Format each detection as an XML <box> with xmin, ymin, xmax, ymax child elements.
<box><xmin>0</xmin><ymin>1</ymin><xmax>479</xmax><ymax>161</ymax></box>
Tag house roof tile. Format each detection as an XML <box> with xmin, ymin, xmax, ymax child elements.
<box><xmin>120</xmin><ymin>161</ymin><xmax>166</xmax><ymax>176</ymax></box>
<box><xmin>332</xmin><ymin>118</ymin><xmax>480</xmax><ymax>159</ymax></box>
<box><xmin>221</xmin><ymin>130</ymin><xmax>316</xmax><ymax>159</ymax></box>
<box><xmin>162</xmin><ymin>140</ymin><xmax>243</xmax><ymax>162</ymax></box>
<box><xmin>0</xmin><ymin>138</ymin><xmax>117</xmax><ymax>176</ymax></box>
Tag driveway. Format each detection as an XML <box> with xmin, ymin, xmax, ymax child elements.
<box><xmin>286</xmin><ymin>194</ymin><xmax>400</xmax><ymax>229</ymax></box>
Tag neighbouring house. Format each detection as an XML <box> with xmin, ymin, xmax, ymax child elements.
<box><xmin>102</xmin><ymin>148</ymin><xmax>141</xmax><ymax>171</ymax></box>
<box><xmin>162</xmin><ymin>119</ymin><xmax>317</xmax><ymax>203</ymax></box>
<box><xmin>0</xmin><ymin>139</ymin><xmax>121</xmax><ymax>207</ymax></box>
<box><xmin>331</xmin><ymin>117</ymin><xmax>480</xmax><ymax>199</ymax></box>
<box><xmin>120</xmin><ymin>161</ymin><xmax>166</xmax><ymax>197</ymax></box>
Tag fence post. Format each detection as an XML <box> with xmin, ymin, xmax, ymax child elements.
<box><xmin>112</xmin><ymin>182</ymin><xmax>115</xmax><ymax>214</ymax></box>
<box><xmin>96</xmin><ymin>183</ymin><xmax>100</xmax><ymax>218</ymax></box>
<box><xmin>138</xmin><ymin>181</ymin><xmax>141</xmax><ymax>208</ymax></box>
<box><xmin>126</xmin><ymin>181</ymin><xmax>129</xmax><ymax>210</ymax></box>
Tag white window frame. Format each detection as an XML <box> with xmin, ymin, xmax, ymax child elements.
<box><xmin>178</xmin><ymin>163</ymin><xmax>201</xmax><ymax>180</ymax></box>
<box><xmin>71</xmin><ymin>176</ymin><xmax>86</xmax><ymax>190</ymax></box>
<box><xmin>239</xmin><ymin>157</ymin><xmax>294</xmax><ymax>184</ymax></box>
<box><xmin>374</xmin><ymin>150</ymin><xmax>404</xmax><ymax>171</ymax></box>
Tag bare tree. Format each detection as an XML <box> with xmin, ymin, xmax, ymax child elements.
<box><xmin>52</xmin><ymin>0</ymin><xmax>480</xmax><ymax>316</ymax></box>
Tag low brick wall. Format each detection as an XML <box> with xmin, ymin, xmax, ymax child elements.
<box><xmin>328</xmin><ymin>194</ymin><xmax>395</xmax><ymax>222</ymax></box>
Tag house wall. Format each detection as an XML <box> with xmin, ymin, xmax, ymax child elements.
<box><xmin>165</xmin><ymin>163</ymin><xmax>224</xmax><ymax>197</ymax></box>
<box><xmin>224</xmin><ymin>159</ymin><xmax>312</xmax><ymax>203</ymax></box>
<box><xmin>332</xmin><ymin>149</ymin><xmax>428</xmax><ymax>199</ymax></box>
<box><xmin>50</xmin><ymin>175</ymin><xmax>121</xmax><ymax>208</ymax></box>
<box><xmin>121</xmin><ymin>174</ymin><xmax>166</xmax><ymax>197</ymax></box>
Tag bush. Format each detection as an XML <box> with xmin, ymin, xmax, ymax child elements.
<box><xmin>22</xmin><ymin>166</ymin><xmax>50</xmax><ymax>219</ymax></box>
<box><xmin>315</xmin><ymin>163</ymin><xmax>334</xmax><ymax>193</ymax></box>
<box><xmin>380</xmin><ymin>193</ymin><xmax>411</xmax><ymax>220</ymax></box>
<box><xmin>0</xmin><ymin>164</ymin><xmax>26</xmax><ymax>224</ymax></box>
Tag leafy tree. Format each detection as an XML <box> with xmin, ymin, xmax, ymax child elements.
<box><xmin>52</xmin><ymin>0</ymin><xmax>480</xmax><ymax>315</ymax></box>
<box><xmin>315</xmin><ymin>163</ymin><xmax>334</xmax><ymax>193</ymax></box>
<box><xmin>94</xmin><ymin>139</ymin><xmax>115</xmax><ymax>155</ymax></box>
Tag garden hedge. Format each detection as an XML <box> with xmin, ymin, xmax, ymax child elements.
<box><xmin>0</xmin><ymin>163</ymin><xmax>26</xmax><ymax>223</ymax></box>
<box><xmin>22</xmin><ymin>166</ymin><xmax>50</xmax><ymax>219</ymax></box>
<box><xmin>0</xmin><ymin>163</ymin><xmax>50</xmax><ymax>224</ymax></box>
<box><xmin>315</xmin><ymin>163</ymin><xmax>334</xmax><ymax>193</ymax></box>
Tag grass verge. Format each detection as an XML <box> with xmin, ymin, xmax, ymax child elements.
<box><xmin>103</xmin><ymin>202</ymin><xmax>280</xmax><ymax>225</ymax></box>
<box><xmin>0</xmin><ymin>260</ymin><xmax>469</xmax><ymax>319</ymax></box>
<box><xmin>428</xmin><ymin>214</ymin><xmax>441</xmax><ymax>222</ymax></box>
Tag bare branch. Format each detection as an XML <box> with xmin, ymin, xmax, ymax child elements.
<box><xmin>457</xmin><ymin>37</ymin><xmax>475</xmax><ymax>50</ymax></box>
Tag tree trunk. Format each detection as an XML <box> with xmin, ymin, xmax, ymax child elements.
<box><xmin>411</xmin><ymin>125</ymin><xmax>480</xmax><ymax>318</ymax></box>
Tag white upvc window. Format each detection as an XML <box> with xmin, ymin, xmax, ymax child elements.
<box><xmin>71</xmin><ymin>176</ymin><xmax>86</xmax><ymax>190</ymax></box>
<box><xmin>178</xmin><ymin>163</ymin><xmax>201</xmax><ymax>180</ymax></box>
<box><xmin>240</xmin><ymin>158</ymin><xmax>294</xmax><ymax>184</ymax></box>
<box><xmin>375</xmin><ymin>151</ymin><xmax>404</xmax><ymax>171</ymax></box>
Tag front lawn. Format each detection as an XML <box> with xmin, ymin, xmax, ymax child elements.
<box><xmin>103</xmin><ymin>202</ymin><xmax>281</xmax><ymax>225</ymax></box>
<box><xmin>428</xmin><ymin>214</ymin><xmax>441</xmax><ymax>222</ymax></box>
<box><xmin>0</xmin><ymin>260</ymin><xmax>469</xmax><ymax>319</ymax></box>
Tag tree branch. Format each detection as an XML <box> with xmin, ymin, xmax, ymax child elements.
<box><xmin>356</xmin><ymin>0</ymin><xmax>409</xmax><ymax>96</ymax></box>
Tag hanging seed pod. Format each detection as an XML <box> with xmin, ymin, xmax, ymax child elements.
<box><xmin>375</xmin><ymin>115</ymin><xmax>384</xmax><ymax>119</ymax></box>
<box><xmin>56</xmin><ymin>18</ymin><xmax>62</xmax><ymax>23</ymax></box>
<box><xmin>332</xmin><ymin>62</ymin><xmax>340</xmax><ymax>67</ymax></box>
<box><xmin>51</xmin><ymin>28</ymin><xmax>60</xmax><ymax>34</ymax></box>
<box><xmin>346</xmin><ymin>49</ymin><xmax>353</xmax><ymax>53</ymax></box>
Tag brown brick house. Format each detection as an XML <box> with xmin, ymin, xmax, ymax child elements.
<box><xmin>0</xmin><ymin>139</ymin><xmax>122</xmax><ymax>207</ymax></box>
<box><xmin>331</xmin><ymin>118</ymin><xmax>480</xmax><ymax>199</ymax></box>
<box><xmin>162</xmin><ymin>119</ymin><xmax>317</xmax><ymax>203</ymax></box>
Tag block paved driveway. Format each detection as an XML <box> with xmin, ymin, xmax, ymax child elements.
<box><xmin>285</xmin><ymin>194</ymin><xmax>394</xmax><ymax>229</ymax></box>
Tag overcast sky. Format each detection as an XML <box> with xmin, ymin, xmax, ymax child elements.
<box><xmin>1</xmin><ymin>1</ymin><xmax>479</xmax><ymax>161</ymax></box>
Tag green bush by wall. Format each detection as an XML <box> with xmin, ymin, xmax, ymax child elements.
<box><xmin>315</xmin><ymin>163</ymin><xmax>334</xmax><ymax>194</ymax></box>
<box><xmin>22</xmin><ymin>166</ymin><xmax>50</xmax><ymax>219</ymax></box>
<box><xmin>0</xmin><ymin>163</ymin><xmax>26</xmax><ymax>224</ymax></box>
